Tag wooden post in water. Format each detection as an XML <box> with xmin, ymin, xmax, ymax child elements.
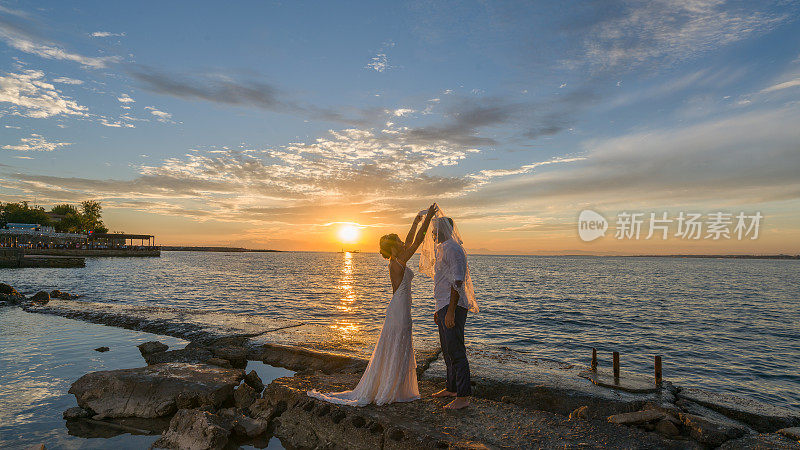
<box><xmin>613</xmin><ymin>351</ymin><xmax>620</xmax><ymax>379</ymax></box>
<box><xmin>591</xmin><ymin>348</ymin><xmax>597</xmax><ymax>371</ymax></box>
<box><xmin>654</xmin><ymin>355</ymin><xmax>662</xmax><ymax>386</ymax></box>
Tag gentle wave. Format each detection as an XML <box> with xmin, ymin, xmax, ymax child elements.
<box><xmin>6</xmin><ymin>251</ymin><xmax>800</xmax><ymax>408</ymax></box>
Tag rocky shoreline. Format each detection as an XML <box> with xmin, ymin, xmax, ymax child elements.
<box><xmin>3</xmin><ymin>283</ymin><xmax>800</xmax><ymax>449</ymax></box>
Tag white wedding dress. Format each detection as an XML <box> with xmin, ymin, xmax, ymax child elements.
<box><xmin>308</xmin><ymin>264</ymin><xmax>420</xmax><ymax>406</ymax></box>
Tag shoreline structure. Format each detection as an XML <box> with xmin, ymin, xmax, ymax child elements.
<box><xmin>3</xmin><ymin>286</ymin><xmax>800</xmax><ymax>449</ymax></box>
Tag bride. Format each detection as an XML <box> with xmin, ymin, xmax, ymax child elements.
<box><xmin>308</xmin><ymin>203</ymin><xmax>437</xmax><ymax>406</ymax></box>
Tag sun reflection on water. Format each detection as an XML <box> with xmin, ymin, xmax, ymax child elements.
<box><xmin>332</xmin><ymin>251</ymin><xmax>360</xmax><ymax>337</ymax></box>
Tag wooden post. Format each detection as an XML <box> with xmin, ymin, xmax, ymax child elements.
<box><xmin>591</xmin><ymin>348</ymin><xmax>597</xmax><ymax>371</ymax></box>
<box><xmin>654</xmin><ymin>355</ymin><xmax>662</xmax><ymax>386</ymax></box>
<box><xmin>613</xmin><ymin>351</ymin><xmax>620</xmax><ymax>379</ymax></box>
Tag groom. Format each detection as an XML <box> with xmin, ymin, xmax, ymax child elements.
<box><xmin>431</xmin><ymin>216</ymin><xmax>471</xmax><ymax>410</ymax></box>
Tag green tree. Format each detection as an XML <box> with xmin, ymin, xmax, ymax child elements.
<box><xmin>0</xmin><ymin>202</ymin><xmax>51</xmax><ymax>227</ymax></box>
<box><xmin>80</xmin><ymin>200</ymin><xmax>107</xmax><ymax>233</ymax></box>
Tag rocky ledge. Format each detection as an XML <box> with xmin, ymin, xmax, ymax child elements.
<box><xmin>6</xmin><ymin>283</ymin><xmax>797</xmax><ymax>449</ymax></box>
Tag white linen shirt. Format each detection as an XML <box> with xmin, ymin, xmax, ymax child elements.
<box><xmin>433</xmin><ymin>239</ymin><xmax>470</xmax><ymax>312</ymax></box>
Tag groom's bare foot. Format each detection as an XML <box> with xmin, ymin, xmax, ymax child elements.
<box><xmin>432</xmin><ymin>389</ymin><xmax>457</xmax><ymax>398</ymax></box>
<box><xmin>444</xmin><ymin>397</ymin><xmax>470</xmax><ymax>410</ymax></box>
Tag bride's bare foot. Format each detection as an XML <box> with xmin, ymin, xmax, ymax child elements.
<box><xmin>444</xmin><ymin>397</ymin><xmax>470</xmax><ymax>410</ymax></box>
<box><xmin>432</xmin><ymin>389</ymin><xmax>457</xmax><ymax>398</ymax></box>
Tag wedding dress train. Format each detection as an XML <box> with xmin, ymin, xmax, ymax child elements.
<box><xmin>308</xmin><ymin>265</ymin><xmax>419</xmax><ymax>406</ymax></box>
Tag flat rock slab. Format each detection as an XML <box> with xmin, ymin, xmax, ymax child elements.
<box><xmin>779</xmin><ymin>427</ymin><xmax>800</xmax><ymax>441</ymax></box>
<box><xmin>263</xmin><ymin>372</ymin><xmax>692</xmax><ymax>450</ymax></box>
<box><xmin>423</xmin><ymin>345</ymin><xmax>666</xmax><ymax>417</ymax></box>
<box><xmin>719</xmin><ymin>433</ymin><xmax>800</xmax><ymax>449</ymax></box>
<box><xmin>608</xmin><ymin>409</ymin><xmax>666</xmax><ymax>425</ymax></box>
<box><xmin>26</xmin><ymin>299</ymin><xmax>302</xmax><ymax>342</ymax></box>
<box><xmin>679</xmin><ymin>387</ymin><xmax>800</xmax><ymax>432</ymax></box>
<box><xmin>69</xmin><ymin>363</ymin><xmax>244</xmax><ymax>419</ymax></box>
<box><xmin>250</xmin><ymin>322</ymin><xmax>440</xmax><ymax>375</ymax></box>
<box><xmin>251</xmin><ymin>322</ymin><xmax>439</xmax><ymax>363</ymax></box>
<box><xmin>583</xmin><ymin>371</ymin><xmax>659</xmax><ymax>394</ymax></box>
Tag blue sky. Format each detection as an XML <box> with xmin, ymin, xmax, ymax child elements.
<box><xmin>1</xmin><ymin>0</ymin><xmax>799</xmax><ymax>252</ymax></box>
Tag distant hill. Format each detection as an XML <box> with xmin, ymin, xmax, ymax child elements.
<box><xmin>161</xmin><ymin>246</ymin><xmax>281</xmax><ymax>252</ymax></box>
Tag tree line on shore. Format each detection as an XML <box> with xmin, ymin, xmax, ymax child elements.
<box><xmin>0</xmin><ymin>200</ymin><xmax>108</xmax><ymax>234</ymax></box>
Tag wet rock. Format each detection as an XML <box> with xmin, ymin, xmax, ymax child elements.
<box><xmin>233</xmin><ymin>415</ymin><xmax>268</xmax><ymax>438</ymax></box>
<box><xmin>569</xmin><ymin>406</ymin><xmax>589</xmax><ymax>420</ymax></box>
<box><xmin>265</xmin><ymin>371</ymin><xmax>677</xmax><ymax>450</ymax></box>
<box><xmin>680</xmin><ymin>413</ymin><xmax>748</xmax><ymax>447</ymax></box>
<box><xmin>244</xmin><ymin>370</ymin><xmax>265</xmax><ymax>392</ymax></box>
<box><xmin>213</xmin><ymin>346</ymin><xmax>248</xmax><ymax>368</ymax></box>
<box><xmin>234</xmin><ymin>382</ymin><xmax>257</xmax><ymax>409</ymax></box>
<box><xmin>152</xmin><ymin>409</ymin><xmax>232</xmax><ymax>450</ymax></box>
<box><xmin>63</xmin><ymin>406</ymin><xmax>93</xmax><ymax>419</ymax></box>
<box><xmin>206</xmin><ymin>357</ymin><xmax>232</xmax><ymax>368</ymax></box>
<box><xmin>143</xmin><ymin>347</ymin><xmax>213</xmax><ymax>365</ymax></box>
<box><xmin>29</xmin><ymin>291</ymin><xmax>50</xmax><ymax>305</ymax></box>
<box><xmin>778</xmin><ymin>427</ymin><xmax>800</xmax><ymax>440</ymax></box>
<box><xmin>0</xmin><ymin>283</ymin><xmax>19</xmax><ymax>296</ymax></box>
<box><xmin>655</xmin><ymin>419</ymin><xmax>681</xmax><ymax>437</ymax></box>
<box><xmin>94</xmin><ymin>347</ymin><xmax>109</xmax><ymax>352</ymax></box>
<box><xmin>607</xmin><ymin>409</ymin><xmax>665</xmax><ymax>425</ymax></box>
<box><xmin>643</xmin><ymin>401</ymin><xmax>681</xmax><ymax>418</ymax></box>
<box><xmin>248</xmin><ymin>398</ymin><xmax>276</xmax><ymax>421</ymax></box>
<box><xmin>679</xmin><ymin>387</ymin><xmax>800</xmax><ymax>432</ymax></box>
<box><xmin>69</xmin><ymin>363</ymin><xmax>243</xmax><ymax>419</ymax></box>
<box><xmin>137</xmin><ymin>341</ymin><xmax>169</xmax><ymax>356</ymax></box>
<box><xmin>50</xmin><ymin>290</ymin><xmax>62</xmax><ymax>298</ymax></box>
<box><xmin>719</xmin><ymin>433</ymin><xmax>800</xmax><ymax>449</ymax></box>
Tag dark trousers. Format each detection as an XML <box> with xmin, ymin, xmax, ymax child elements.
<box><xmin>436</xmin><ymin>304</ymin><xmax>471</xmax><ymax>397</ymax></box>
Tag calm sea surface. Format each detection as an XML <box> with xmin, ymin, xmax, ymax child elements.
<box><xmin>5</xmin><ymin>251</ymin><xmax>800</xmax><ymax>409</ymax></box>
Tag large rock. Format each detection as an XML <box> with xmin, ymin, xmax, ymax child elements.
<box><xmin>244</xmin><ymin>370</ymin><xmax>265</xmax><ymax>392</ymax></box>
<box><xmin>0</xmin><ymin>283</ymin><xmax>19</xmax><ymax>296</ymax></box>
<box><xmin>679</xmin><ymin>387</ymin><xmax>800</xmax><ymax>432</ymax></box>
<box><xmin>607</xmin><ymin>409</ymin><xmax>665</xmax><ymax>425</ymax></box>
<box><xmin>29</xmin><ymin>291</ymin><xmax>50</xmax><ymax>305</ymax></box>
<box><xmin>69</xmin><ymin>363</ymin><xmax>244</xmax><ymax>419</ymax></box>
<box><xmin>152</xmin><ymin>409</ymin><xmax>232</xmax><ymax>450</ymax></box>
<box><xmin>234</xmin><ymin>382</ymin><xmax>257</xmax><ymax>409</ymax></box>
<box><xmin>680</xmin><ymin>413</ymin><xmax>748</xmax><ymax>447</ymax></box>
<box><xmin>138</xmin><ymin>341</ymin><xmax>169</xmax><ymax>356</ymax></box>
<box><xmin>212</xmin><ymin>346</ymin><xmax>248</xmax><ymax>368</ymax></box>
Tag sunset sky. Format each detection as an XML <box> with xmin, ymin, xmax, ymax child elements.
<box><xmin>1</xmin><ymin>1</ymin><xmax>799</xmax><ymax>253</ymax></box>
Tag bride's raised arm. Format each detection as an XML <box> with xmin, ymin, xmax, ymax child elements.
<box><xmin>401</xmin><ymin>203</ymin><xmax>437</xmax><ymax>262</ymax></box>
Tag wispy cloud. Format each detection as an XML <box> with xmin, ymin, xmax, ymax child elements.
<box><xmin>0</xmin><ymin>16</ymin><xmax>120</xmax><ymax>69</ymax></box>
<box><xmin>91</xmin><ymin>31</ymin><xmax>125</xmax><ymax>38</ymax></box>
<box><xmin>366</xmin><ymin>53</ymin><xmax>389</xmax><ymax>72</ymax></box>
<box><xmin>117</xmin><ymin>93</ymin><xmax>135</xmax><ymax>103</ymax></box>
<box><xmin>3</xmin><ymin>133</ymin><xmax>71</xmax><ymax>151</ymax></box>
<box><xmin>0</xmin><ymin>70</ymin><xmax>88</xmax><ymax>118</ymax></box>
<box><xmin>51</xmin><ymin>76</ymin><xmax>83</xmax><ymax>85</ymax></box>
<box><xmin>145</xmin><ymin>106</ymin><xmax>173</xmax><ymax>122</ymax></box>
<box><xmin>761</xmin><ymin>78</ymin><xmax>800</xmax><ymax>93</ymax></box>
<box><xmin>579</xmin><ymin>0</ymin><xmax>791</xmax><ymax>70</ymax></box>
<box><xmin>129</xmin><ymin>67</ymin><xmax>367</xmax><ymax>125</ymax></box>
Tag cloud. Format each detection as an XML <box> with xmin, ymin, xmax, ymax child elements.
<box><xmin>51</xmin><ymin>76</ymin><xmax>83</xmax><ymax>85</ymax></box>
<box><xmin>129</xmin><ymin>67</ymin><xmax>363</xmax><ymax>124</ymax></box>
<box><xmin>117</xmin><ymin>93</ymin><xmax>135</xmax><ymax>103</ymax></box>
<box><xmin>145</xmin><ymin>106</ymin><xmax>173</xmax><ymax>122</ymax></box>
<box><xmin>0</xmin><ymin>16</ymin><xmax>120</xmax><ymax>69</ymax></box>
<box><xmin>91</xmin><ymin>31</ymin><xmax>125</xmax><ymax>38</ymax></box>
<box><xmin>3</xmin><ymin>133</ymin><xmax>71</xmax><ymax>151</ymax></box>
<box><xmin>0</xmin><ymin>69</ymin><xmax>88</xmax><ymax>118</ymax></box>
<box><xmin>580</xmin><ymin>0</ymin><xmax>791</xmax><ymax>70</ymax></box>
<box><xmin>761</xmin><ymin>78</ymin><xmax>800</xmax><ymax>93</ymax></box>
<box><xmin>464</xmin><ymin>107</ymin><xmax>800</xmax><ymax>209</ymax></box>
<box><xmin>366</xmin><ymin>53</ymin><xmax>389</xmax><ymax>72</ymax></box>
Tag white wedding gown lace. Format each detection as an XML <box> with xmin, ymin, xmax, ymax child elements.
<box><xmin>307</xmin><ymin>264</ymin><xmax>420</xmax><ymax>406</ymax></box>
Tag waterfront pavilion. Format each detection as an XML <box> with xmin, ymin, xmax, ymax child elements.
<box><xmin>88</xmin><ymin>233</ymin><xmax>156</xmax><ymax>248</ymax></box>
